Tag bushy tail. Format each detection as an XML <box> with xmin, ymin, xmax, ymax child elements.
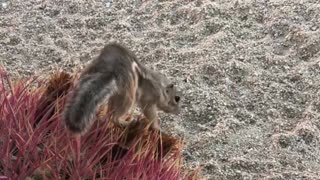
<box><xmin>63</xmin><ymin>73</ymin><xmax>117</xmax><ymax>134</ymax></box>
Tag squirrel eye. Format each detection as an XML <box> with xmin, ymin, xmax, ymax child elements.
<box><xmin>174</xmin><ymin>96</ymin><xmax>180</xmax><ymax>103</ymax></box>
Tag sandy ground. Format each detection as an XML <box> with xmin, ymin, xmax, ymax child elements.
<box><xmin>1</xmin><ymin>0</ymin><xmax>320</xmax><ymax>179</ymax></box>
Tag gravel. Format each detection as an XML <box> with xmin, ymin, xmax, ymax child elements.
<box><xmin>1</xmin><ymin>0</ymin><xmax>320</xmax><ymax>179</ymax></box>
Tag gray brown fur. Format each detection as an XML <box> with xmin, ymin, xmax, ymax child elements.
<box><xmin>63</xmin><ymin>43</ymin><xmax>181</xmax><ymax>135</ymax></box>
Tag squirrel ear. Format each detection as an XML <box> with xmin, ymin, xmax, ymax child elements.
<box><xmin>167</xmin><ymin>83</ymin><xmax>174</xmax><ymax>89</ymax></box>
<box><xmin>165</xmin><ymin>83</ymin><xmax>174</xmax><ymax>94</ymax></box>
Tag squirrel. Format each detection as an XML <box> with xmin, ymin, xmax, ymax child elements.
<box><xmin>63</xmin><ymin>43</ymin><xmax>181</xmax><ymax>135</ymax></box>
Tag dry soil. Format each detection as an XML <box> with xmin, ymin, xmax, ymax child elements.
<box><xmin>1</xmin><ymin>0</ymin><xmax>320</xmax><ymax>179</ymax></box>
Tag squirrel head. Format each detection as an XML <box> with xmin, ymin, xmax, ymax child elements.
<box><xmin>158</xmin><ymin>82</ymin><xmax>182</xmax><ymax>115</ymax></box>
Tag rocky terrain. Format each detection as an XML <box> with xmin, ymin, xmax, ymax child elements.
<box><xmin>1</xmin><ymin>0</ymin><xmax>320</xmax><ymax>179</ymax></box>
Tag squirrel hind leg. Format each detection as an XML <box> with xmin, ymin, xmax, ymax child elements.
<box><xmin>108</xmin><ymin>93</ymin><xmax>136</xmax><ymax>127</ymax></box>
<box><xmin>108</xmin><ymin>71</ymin><xmax>138</xmax><ymax>127</ymax></box>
